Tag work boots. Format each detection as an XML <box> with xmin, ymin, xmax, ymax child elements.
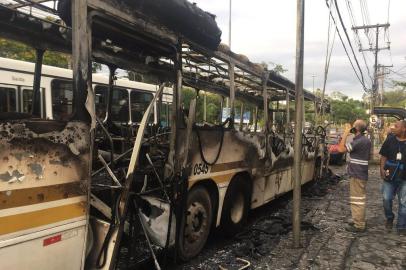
<box><xmin>345</xmin><ymin>224</ymin><xmax>366</xmax><ymax>233</ymax></box>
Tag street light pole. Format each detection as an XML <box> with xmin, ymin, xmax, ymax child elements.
<box><xmin>293</xmin><ymin>0</ymin><xmax>305</xmax><ymax>248</ymax></box>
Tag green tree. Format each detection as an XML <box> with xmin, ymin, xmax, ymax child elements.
<box><xmin>328</xmin><ymin>98</ymin><xmax>368</xmax><ymax>124</ymax></box>
<box><xmin>382</xmin><ymin>88</ymin><xmax>406</xmax><ymax>108</ymax></box>
<box><xmin>272</xmin><ymin>64</ymin><xmax>288</xmax><ymax>74</ymax></box>
<box><xmin>0</xmin><ymin>38</ymin><xmax>71</xmax><ymax>68</ymax></box>
<box><xmin>259</xmin><ymin>62</ymin><xmax>287</xmax><ymax>74</ymax></box>
<box><xmin>394</xmin><ymin>80</ymin><xmax>406</xmax><ymax>89</ymax></box>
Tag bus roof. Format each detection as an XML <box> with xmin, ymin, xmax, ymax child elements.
<box><xmin>0</xmin><ymin>2</ymin><xmax>328</xmax><ymax>108</ymax></box>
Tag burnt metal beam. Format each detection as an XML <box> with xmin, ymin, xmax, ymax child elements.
<box><xmin>0</xmin><ymin>3</ymin><xmax>328</xmax><ymax>107</ymax></box>
<box><xmin>8</xmin><ymin>0</ymin><xmax>50</xmax><ymax>9</ymax></box>
<box><xmin>0</xmin><ymin>6</ymin><xmax>173</xmax><ymax>81</ymax></box>
<box><xmin>228</xmin><ymin>63</ymin><xmax>236</xmax><ymax>126</ymax></box>
<box><xmin>263</xmin><ymin>72</ymin><xmax>270</xmax><ymax>132</ymax></box>
<box><xmin>71</xmin><ymin>0</ymin><xmax>91</xmax><ymax>123</ymax></box>
<box><xmin>183</xmin><ymin>77</ymin><xmax>263</xmax><ymax>107</ymax></box>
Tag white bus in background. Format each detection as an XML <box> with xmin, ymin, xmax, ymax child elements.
<box><xmin>0</xmin><ymin>57</ymin><xmax>172</xmax><ymax>126</ymax></box>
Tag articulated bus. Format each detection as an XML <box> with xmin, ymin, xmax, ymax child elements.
<box><xmin>0</xmin><ymin>2</ymin><xmax>329</xmax><ymax>269</ymax></box>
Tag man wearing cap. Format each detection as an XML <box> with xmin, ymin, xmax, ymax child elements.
<box><xmin>338</xmin><ymin>119</ymin><xmax>371</xmax><ymax>232</ymax></box>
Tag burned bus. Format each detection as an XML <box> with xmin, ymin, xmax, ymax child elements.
<box><xmin>0</xmin><ymin>0</ymin><xmax>329</xmax><ymax>269</ymax></box>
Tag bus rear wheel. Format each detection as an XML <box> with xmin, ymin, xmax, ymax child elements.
<box><xmin>220</xmin><ymin>175</ymin><xmax>251</xmax><ymax>237</ymax></box>
<box><xmin>178</xmin><ymin>186</ymin><xmax>213</xmax><ymax>261</ymax></box>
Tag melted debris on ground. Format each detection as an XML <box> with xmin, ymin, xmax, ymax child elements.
<box><xmin>170</xmin><ymin>169</ymin><xmax>343</xmax><ymax>270</ymax></box>
<box><xmin>116</xmin><ymin>168</ymin><xmax>344</xmax><ymax>270</ymax></box>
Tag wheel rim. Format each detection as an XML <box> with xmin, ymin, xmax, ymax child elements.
<box><xmin>230</xmin><ymin>192</ymin><xmax>244</xmax><ymax>224</ymax></box>
<box><xmin>184</xmin><ymin>202</ymin><xmax>208</xmax><ymax>247</ymax></box>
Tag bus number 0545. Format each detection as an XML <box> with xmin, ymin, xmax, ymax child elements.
<box><xmin>193</xmin><ymin>163</ymin><xmax>209</xmax><ymax>175</ymax></box>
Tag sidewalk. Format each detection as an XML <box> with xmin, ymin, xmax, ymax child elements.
<box><xmin>258</xmin><ymin>165</ymin><xmax>406</xmax><ymax>270</ymax></box>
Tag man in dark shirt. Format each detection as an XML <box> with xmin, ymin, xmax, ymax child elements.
<box><xmin>379</xmin><ymin>120</ymin><xmax>406</xmax><ymax>234</ymax></box>
<box><xmin>338</xmin><ymin>120</ymin><xmax>371</xmax><ymax>232</ymax></box>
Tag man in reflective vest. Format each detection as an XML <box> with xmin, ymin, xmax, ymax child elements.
<box><xmin>338</xmin><ymin>120</ymin><xmax>371</xmax><ymax>232</ymax></box>
<box><xmin>379</xmin><ymin>120</ymin><xmax>406</xmax><ymax>235</ymax></box>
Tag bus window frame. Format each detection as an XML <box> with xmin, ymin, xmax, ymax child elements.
<box><xmin>129</xmin><ymin>89</ymin><xmax>154</xmax><ymax>125</ymax></box>
<box><xmin>50</xmin><ymin>78</ymin><xmax>74</xmax><ymax>121</ymax></box>
<box><xmin>94</xmin><ymin>85</ymin><xmax>131</xmax><ymax>124</ymax></box>
<box><xmin>94</xmin><ymin>84</ymin><xmax>109</xmax><ymax>122</ymax></box>
<box><xmin>0</xmin><ymin>84</ymin><xmax>18</xmax><ymax>113</ymax></box>
<box><xmin>20</xmin><ymin>87</ymin><xmax>45</xmax><ymax>118</ymax></box>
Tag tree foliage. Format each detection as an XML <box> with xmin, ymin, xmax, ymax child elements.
<box><xmin>382</xmin><ymin>88</ymin><xmax>406</xmax><ymax>108</ymax></box>
<box><xmin>0</xmin><ymin>38</ymin><xmax>103</xmax><ymax>72</ymax></box>
<box><xmin>0</xmin><ymin>38</ymin><xmax>71</xmax><ymax>68</ymax></box>
<box><xmin>327</xmin><ymin>92</ymin><xmax>368</xmax><ymax>124</ymax></box>
<box><xmin>272</xmin><ymin>64</ymin><xmax>288</xmax><ymax>74</ymax></box>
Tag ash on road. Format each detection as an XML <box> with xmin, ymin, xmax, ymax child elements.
<box><xmin>174</xmin><ymin>165</ymin><xmax>406</xmax><ymax>270</ymax></box>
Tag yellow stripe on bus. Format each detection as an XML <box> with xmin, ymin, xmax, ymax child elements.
<box><xmin>211</xmin><ymin>173</ymin><xmax>235</xmax><ymax>184</ymax></box>
<box><xmin>0</xmin><ymin>182</ymin><xmax>84</xmax><ymax>210</ymax></box>
<box><xmin>0</xmin><ymin>202</ymin><xmax>86</xmax><ymax>236</ymax></box>
<box><xmin>189</xmin><ymin>172</ymin><xmax>235</xmax><ymax>188</ymax></box>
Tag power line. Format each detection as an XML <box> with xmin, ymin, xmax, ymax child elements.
<box><xmin>333</xmin><ymin>0</ymin><xmax>368</xmax><ymax>89</ymax></box>
<box><xmin>396</xmin><ymin>65</ymin><xmax>406</xmax><ymax>73</ymax></box>
<box><xmin>321</xmin><ymin>0</ymin><xmax>336</xmax><ymax>115</ymax></box>
<box><xmin>325</xmin><ymin>0</ymin><xmax>368</xmax><ymax>92</ymax></box>
<box><xmin>359</xmin><ymin>0</ymin><xmax>372</xmax><ymax>45</ymax></box>
<box><xmin>345</xmin><ymin>0</ymin><xmax>374</xmax><ymax>82</ymax></box>
<box><xmin>388</xmin><ymin>68</ymin><xmax>406</xmax><ymax>80</ymax></box>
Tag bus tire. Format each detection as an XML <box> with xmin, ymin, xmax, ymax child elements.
<box><xmin>220</xmin><ymin>174</ymin><xmax>251</xmax><ymax>237</ymax></box>
<box><xmin>178</xmin><ymin>186</ymin><xmax>213</xmax><ymax>261</ymax></box>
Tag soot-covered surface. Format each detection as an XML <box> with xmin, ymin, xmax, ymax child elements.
<box><xmin>116</xmin><ymin>167</ymin><xmax>343</xmax><ymax>269</ymax></box>
<box><xmin>170</xmin><ymin>170</ymin><xmax>342</xmax><ymax>270</ymax></box>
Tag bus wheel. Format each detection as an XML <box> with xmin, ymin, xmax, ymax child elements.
<box><xmin>178</xmin><ymin>186</ymin><xmax>213</xmax><ymax>261</ymax></box>
<box><xmin>220</xmin><ymin>175</ymin><xmax>251</xmax><ymax>237</ymax></box>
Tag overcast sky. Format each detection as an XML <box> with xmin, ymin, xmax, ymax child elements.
<box><xmin>191</xmin><ymin>0</ymin><xmax>406</xmax><ymax>100</ymax></box>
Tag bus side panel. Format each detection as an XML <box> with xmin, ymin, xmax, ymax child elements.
<box><xmin>0</xmin><ymin>223</ymin><xmax>86</xmax><ymax>270</ymax></box>
<box><xmin>302</xmin><ymin>160</ymin><xmax>316</xmax><ymax>183</ymax></box>
<box><xmin>0</xmin><ymin>120</ymin><xmax>90</xmax><ymax>269</ymax></box>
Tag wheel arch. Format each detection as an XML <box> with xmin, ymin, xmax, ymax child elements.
<box><xmin>218</xmin><ymin>170</ymin><xmax>253</xmax><ymax>235</ymax></box>
<box><xmin>189</xmin><ymin>179</ymin><xmax>220</xmax><ymax>230</ymax></box>
<box><xmin>228</xmin><ymin>171</ymin><xmax>253</xmax><ymax>204</ymax></box>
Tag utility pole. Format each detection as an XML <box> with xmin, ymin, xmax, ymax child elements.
<box><xmin>293</xmin><ymin>0</ymin><xmax>305</xmax><ymax>248</ymax></box>
<box><xmin>377</xmin><ymin>64</ymin><xmax>392</xmax><ymax>106</ymax></box>
<box><xmin>352</xmin><ymin>23</ymin><xmax>390</xmax><ymax>153</ymax></box>
<box><xmin>352</xmin><ymin>23</ymin><xmax>390</xmax><ymax>109</ymax></box>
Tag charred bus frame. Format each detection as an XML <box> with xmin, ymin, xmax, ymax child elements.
<box><xmin>0</xmin><ymin>1</ymin><xmax>330</xmax><ymax>269</ymax></box>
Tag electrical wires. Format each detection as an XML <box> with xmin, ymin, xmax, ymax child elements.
<box><xmin>345</xmin><ymin>0</ymin><xmax>373</xmax><ymax>82</ymax></box>
<box><xmin>325</xmin><ymin>0</ymin><xmax>369</xmax><ymax>92</ymax></box>
<box><xmin>321</xmin><ymin>0</ymin><xmax>336</xmax><ymax>105</ymax></box>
